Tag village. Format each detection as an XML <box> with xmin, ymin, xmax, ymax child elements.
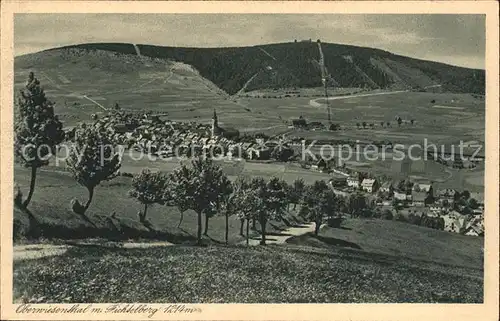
<box><xmin>74</xmin><ymin>107</ymin><xmax>485</xmax><ymax>238</ymax></box>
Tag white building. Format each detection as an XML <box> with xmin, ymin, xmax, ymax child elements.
<box><xmin>394</xmin><ymin>191</ymin><xmax>407</xmax><ymax>201</ymax></box>
<box><xmin>347</xmin><ymin>176</ymin><xmax>359</xmax><ymax>188</ymax></box>
<box><xmin>429</xmin><ymin>205</ymin><xmax>445</xmax><ymax>215</ymax></box>
<box><xmin>464</xmin><ymin>227</ymin><xmax>481</xmax><ymax>236</ymax></box>
<box><xmin>414</xmin><ymin>183</ymin><xmax>432</xmax><ymax>193</ymax></box>
<box><xmin>361</xmin><ymin>178</ymin><xmax>378</xmax><ymax>193</ymax></box>
<box><xmin>442</xmin><ymin>211</ymin><xmax>467</xmax><ymax>233</ymax></box>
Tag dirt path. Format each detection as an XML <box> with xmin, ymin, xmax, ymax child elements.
<box><xmin>13</xmin><ymin>241</ymin><xmax>174</xmax><ymax>262</ymax></box>
<box><xmin>244</xmin><ymin>222</ymin><xmax>318</xmax><ymax>246</ymax></box>
<box><xmin>13</xmin><ymin>223</ymin><xmax>318</xmax><ymax>260</ymax></box>
<box><xmin>13</xmin><ymin>244</ymin><xmax>70</xmax><ymax>261</ymax></box>
<box><xmin>309</xmin><ymin>89</ymin><xmax>409</xmax><ymax>107</ymax></box>
<box><xmin>132</xmin><ymin>43</ymin><xmax>141</xmax><ymax>57</ymax></box>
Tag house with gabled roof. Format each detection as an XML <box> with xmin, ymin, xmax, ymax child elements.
<box><xmin>361</xmin><ymin>178</ymin><xmax>378</xmax><ymax>193</ymax></box>
<box><xmin>412</xmin><ymin>192</ymin><xmax>427</xmax><ymax>207</ymax></box>
<box><xmin>464</xmin><ymin>225</ymin><xmax>483</xmax><ymax>236</ymax></box>
<box><xmin>379</xmin><ymin>181</ymin><xmax>393</xmax><ymax>193</ymax></box>
<box><xmin>347</xmin><ymin>175</ymin><xmax>360</xmax><ymax>188</ymax></box>
<box><xmin>241</xmin><ymin>142</ymin><xmax>253</xmax><ymax>151</ymax></box>
<box><xmin>394</xmin><ymin>191</ymin><xmax>407</xmax><ymax>201</ymax></box>
<box><xmin>442</xmin><ymin>211</ymin><xmax>467</xmax><ymax>234</ymax></box>
<box><xmin>413</xmin><ymin>182</ymin><xmax>433</xmax><ymax>193</ymax></box>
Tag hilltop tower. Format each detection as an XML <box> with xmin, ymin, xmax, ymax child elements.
<box><xmin>211</xmin><ymin>109</ymin><xmax>219</xmax><ymax>137</ymax></box>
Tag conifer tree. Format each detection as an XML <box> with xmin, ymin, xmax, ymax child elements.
<box><xmin>14</xmin><ymin>72</ymin><xmax>65</xmax><ymax>208</ymax></box>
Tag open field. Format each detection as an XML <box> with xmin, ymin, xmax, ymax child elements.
<box><xmin>13</xmin><ymin>237</ymin><xmax>482</xmax><ymax>303</ymax></box>
<box><xmin>46</xmin><ymin>150</ymin><xmax>334</xmax><ymax>185</ymax></box>
<box><xmin>14</xmin><ymin>52</ymin><xmax>285</xmax><ymax>131</ymax></box>
<box><xmin>287</xmin><ymin>218</ymin><xmax>483</xmax><ymax>270</ymax></box>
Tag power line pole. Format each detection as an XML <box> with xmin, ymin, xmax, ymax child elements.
<box><xmin>323</xmin><ymin>78</ymin><xmax>331</xmax><ymax>124</ymax></box>
<box><xmin>317</xmin><ymin>39</ymin><xmax>332</xmax><ymax>125</ymax></box>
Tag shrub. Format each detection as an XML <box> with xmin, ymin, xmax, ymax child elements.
<box><xmin>120</xmin><ymin>172</ymin><xmax>134</xmax><ymax>178</ymax></box>
<box><xmin>408</xmin><ymin>213</ymin><xmax>422</xmax><ymax>225</ymax></box>
<box><xmin>14</xmin><ymin>184</ymin><xmax>24</xmax><ymax>208</ymax></box>
<box><xmin>327</xmin><ymin>216</ymin><xmax>342</xmax><ymax>228</ymax></box>
<box><xmin>394</xmin><ymin>212</ymin><xmax>407</xmax><ymax>222</ymax></box>
<box><xmin>70</xmin><ymin>198</ymin><xmax>86</xmax><ymax>215</ymax></box>
<box><xmin>382</xmin><ymin>209</ymin><xmax>393</xmax><ymax>220</ymax></box>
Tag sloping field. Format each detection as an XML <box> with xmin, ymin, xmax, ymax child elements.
<box><xmin>383</xmin><ymin>58</ymin><xmax>439</xmax><ymax>89</ymax></box>
<box><xmin>287</xmin><ymin>218</ymin><xmax>483</xmax><ymax>270</ymax></box>
<box><xmin>13</xmin><ymin>243</ymin><xmax>482</xmax><ymax>303</ymax></box>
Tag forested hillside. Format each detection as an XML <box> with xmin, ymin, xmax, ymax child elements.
<box><xmin>42</xmin><ymin>42</ymin><xmax>485</xmax><ymax>95</ymax></box>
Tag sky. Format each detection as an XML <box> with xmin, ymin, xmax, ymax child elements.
<box><xmin>14</xmin><ymin>14</ymin><xmax>485</xmax><ymax>69</ymax></box>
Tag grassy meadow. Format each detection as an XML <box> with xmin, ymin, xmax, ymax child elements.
<box><xmin>287</xmin><ymin>218</ymin><xmax>483</xmax><ymax>270</ymax></box>
<box><xmin>14</xmin><ymin>240</ymin><xmax>482</xmax><ymax>303</ymax></box>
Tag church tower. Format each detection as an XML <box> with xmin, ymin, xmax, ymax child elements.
<box><xmin>211</xmin><ymin>109</ymin><xmax>218</xmax><ymax>137</ymax></box>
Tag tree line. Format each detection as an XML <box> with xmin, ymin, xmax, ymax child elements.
<box><xmin>14</xmin><ymin>72</ymin><xmax>340</xmax><ymax>245</ymax></box>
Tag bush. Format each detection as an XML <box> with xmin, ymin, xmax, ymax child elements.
<box><xmin>70</xmin><ymin>198</ymin><xmax>86</xmax><ymax>215</ymax></box>
<box><xmin>14</xmin><ymin>184</ymin><xmax>24</xmax><ymax>208</ymax></box>
<box><xmin>394</xmin><ymin>212</ymin><xmax>407</xmax><ymax>222</ymax></box>
<box><xmin>382</xmin><ymin>209</ymin><xmax>393</xmax><ymax>220</ymax></box>
<box><xmin>408</xmin><ymin>213</ymin><xmax>422</xmax><ymax>225</ymax></box>
<box><xmin>327</xmin><ymin>216</ymin><xmax>342</xmax><ymax>228</ymax></box>
<box><xmin>120</xmin><ymin>172</ymin><xmax>134</xmax><ymax>178</ymax></box>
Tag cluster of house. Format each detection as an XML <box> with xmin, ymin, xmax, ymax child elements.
<box><xmin>327</xmin><ymin>167</ymin><xmax>485</xmax><ymax>236</ymax></box>
<box><xmin>427</xmin><ymin>145</ymin><xmax>484</xmax><ymax>169</ymax></box>
<box><xmin>84</xmin><ymin>110</ymin><xmax>289</xmax><ymax>161</ymax></box>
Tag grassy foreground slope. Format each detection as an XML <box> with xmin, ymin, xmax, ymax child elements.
<box><xmin>13</xmin><ymin>243</ymin><xmax>482</xmax><ymax>303</ymax></box>
<box><xmin>13</xmin><ymin>168</ymin><xmax>483</xmax><ymax>303</ymax></box>
<box><xmin>287</xmin><ymin>219</ymin><xmax>483</xmax><ymax>269</ymax></box>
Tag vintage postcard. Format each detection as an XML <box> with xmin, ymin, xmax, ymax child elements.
<box><xmin>1</xmin><ymin>1</ymin><xmax>499</xmax><ymax>320</ymax></box>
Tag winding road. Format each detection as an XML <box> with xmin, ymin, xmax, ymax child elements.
<box><xmin>243</xmin><ymin>222</ymin><xmax>318</xmax><ymax>246</ymax></box>
<box><xmin>13</xmin><ymin>223</ymin><xmax>318</xmax><ymax>261</ymax></box>
<box><xmin>309</xmin><ymin>84</ymin><xmax>442</xmax><ymax>108</ymax></box>
<box><xmin>309</xmin><ymin>89</ymin><xmax>409</xmax><ymax>108</ymax></box>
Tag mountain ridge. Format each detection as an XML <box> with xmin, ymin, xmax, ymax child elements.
<box><xmin>19</xmin><ymin>41</ymin><xmax>485</xmax><ymax>95</ymax></box>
